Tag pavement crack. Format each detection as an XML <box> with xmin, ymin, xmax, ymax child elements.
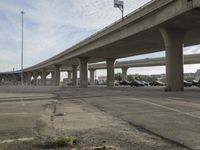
<box><xmin>78</xmin><ymin>98</ymin><xmax>193</xmax><ymax>150</ymax></box>
<box><xmin>124</xmin><ymin>120</ymin><xmax>194</xmax><ymax>150</ymax></box>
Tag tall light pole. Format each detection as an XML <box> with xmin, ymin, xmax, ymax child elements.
<box><xmin>20</xmin><ymin>11</ymin><xmax>24</xmax><ymax>86</ymax></box>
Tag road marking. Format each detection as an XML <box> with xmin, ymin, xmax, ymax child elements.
<box><xmin>132</xmin><ymin>98</ymin><xmax>200</xmax><ymax>119</ymax></box>
<box><xmin>0</xmin><ymin>137</ymin><xmax>34</xmax><ymax>144</ymax></box>
<box><xmin>167</xmin><ymin>97</ymin><xmax>200</xmax><ymax>106</ymax></box>
<box><xmin>0</xmin><ymin>112</ymin><xmax>28</xmax><ymax>116</ymax></box>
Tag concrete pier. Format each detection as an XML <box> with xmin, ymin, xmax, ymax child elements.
<box><xmin>122</xmin><ymin>67</ymin><xmax>128</xmax><ymax>81</ymax></box>
<box><xmin>53</xmin><ymin>65</ymin><xmax>61</xmax><ymax>86</ymax></box>
<box><xmin>106</xmin><ymin>58</ymin><xmax>116</xmax><ymax>87</ymax></box>
<box><xmin>160</xmin><ymin>28</ymin><xmax>186</xmax><ymax>91</ymax></box>
<box><xmin>79</xmin><ymin>58</ymin><xmax>89</xmax><ymax>88</ymax></box>
<box><xmin>33</xmin><ymin>71</ymin><xmax>39</xmax><ymax>86</ymax></box>
<box><xmin>89</xmin><ymin>69</ymin><xmax>95</xmax><ymax>85</ymax></box>
<box><xmin>41</xmin><ymin>68</ymin><xmax>47</xmax><ymax>86</ymax></box>
<box><xmin>72</xmin><ymin>65</ymin><xmax>78</xmax><ymax>86</ymax></box>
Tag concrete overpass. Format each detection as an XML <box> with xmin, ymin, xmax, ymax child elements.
<box><xmin>88</xmin><ymin>53</ymin><xmax>200</xmax><ymax>82</ymax></box>
<box><xmin>0</xmin><ymin>0</ymin><xmax>200</xmax><ymax>91</ymax></box>
<box><xmin>1</xmin><ymin>53</ymin><xmax>200</xmax><ymax>86</ymax></box>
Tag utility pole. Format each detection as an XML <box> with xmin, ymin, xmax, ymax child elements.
<box><xmin>20</xmin><ymin>11</ymin><xmax>24</xmax><ymax>86</ymax></box>
<box><xmin>114</xmin><ymin>0</ymin><xmax>124</xmax><ymax>19</ymax></box>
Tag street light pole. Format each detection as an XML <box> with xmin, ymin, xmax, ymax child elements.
<box><xmin>114</xmin><ymin>0</ymin><xmax>124</xmax><ymax>19</ymax></box>
<box><xmin>20</xmin><ymin>11</ymin><xmax>24</xmax><ymax>86</ymax></box>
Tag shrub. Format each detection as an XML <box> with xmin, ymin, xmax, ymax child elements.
<box><xmin>49</xmin><ymin>136</ymin><xmax>76</xmax><ymax>147</ymax></box>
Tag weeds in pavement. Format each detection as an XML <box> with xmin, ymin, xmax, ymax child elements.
<box><xmin>48</xmin><ymin>135</ymin><xmax>76</xmax><ymax>147</ymax></box>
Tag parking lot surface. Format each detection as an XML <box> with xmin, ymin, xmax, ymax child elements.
<box><xmin>0</xmin><ymin>86</ymin><xmax>199</xmax><ymax>149</ymax></box>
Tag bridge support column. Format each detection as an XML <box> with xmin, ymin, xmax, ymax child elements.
<box><xmin>89</xmin><ymin>69</ymin><xmax>96</xmax><ymax>86</ymax></box>
<box><xmin>0</xmin><ymin>75</ymin><xmax>2</xmax><ymax>85</ymax></box>
<box><xmin>122</xmin><ymin>67</ymin><xmax>128</xmax><ymax>81</ymax></box>
<box><xmin>26</xmin><ymin>72</ymin><xmax>32</xmax><ymax>85</ymax></box>
<box><xmin>33</xmin><ymin>71</ymin><xmax>39</xmax><ymax>86</ymax></box>
<box><xmin>12</xmin><ymin>74</ymin><xmax>18</xmax><ymax>85</ymax></box>
<box><xmin>160</xmin><ymin>28</ymin><xmax>186</xmax><ymax>91</ymax></box>
<box><xmin>51</xmin><ymin>71</ymin><xmax>55</xmax><ymax>86</ymax></box>
<box><xmin>79</xmin><ymin>58</ymin><xmax>89</xmax><ymax>88</ymax></box>
<box><xmin>106</xmin><ymin>58</ymin><xmax>116</xmax><ymax>87</ymax></box>
<box><xmin>67</xmin><ymin>70</ymin><xmax>72</xmax><ymax>82</ymax></box>
<box><xmin>72</xmin><ymin>65</ymin><xmax>78</xmax><ymax>86</ymax></box>
<box><xmin>53</xmin><ymin>65</ymin><xmax>61</xmax><ymax>86</ymax></box>
<box><xmin>23</xmin><ymin>73</ymin><xmax>28</xmax><ymax>85</ymax></box>
<box><xmin>41</xmin><ymin>68</ymin><xmax>47</xmax><ymax>86</ymax></box>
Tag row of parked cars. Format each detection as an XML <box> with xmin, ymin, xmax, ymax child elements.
<box><xmin>184</xmin><ymin>80</ymin><xmax>200</xmax><ymax>87</ymax></box>
<box><xmin>116</xmin><ymin>80</ymin><xmax>200</xmax><ymax>87</ymax></box>
<box><xmin>116</xmin><ymin>80</ymin><xmax>165</xmax><ymax>87</ymax></box>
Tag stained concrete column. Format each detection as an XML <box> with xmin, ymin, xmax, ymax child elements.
<box><xmin>27</xmin><ymin>72</ymin><xmax>32</xmax><ymax>85</ymax></box>
<box><xmin>41</xmin><ymin>68</ymin><xmax>47</xmax><ymax>86</ymax></box>
<box><xmin>122</xmin><ymin>67</ymin><xmax>128</xmax><ymax>81</ymax></box>
<box><xmin>79</xmin><ymin>58</ymin><xmax>89</xmax><ymax>88</ymax></box>
<box><xmin>5</xmin><ymin>75</ymin><xmax>10</xmax><ymax>83</ymax></box>
<box><xmin>10</xmin><ymin>74</ymin><xmax>15</xmax><ymax>85</ymax></box>
<box><xmin>67</xmin><ymin>70</ymin><xmax>72</xmax><ymax>81</ymax></box>
<box><xmin>53</xmin><ymin>65</ymin><xmax>61</xmax><ymax>86</ymax></box>
<box><xmin>106</xmin><ymin>58</ymin><xmax>116</xmax><ymax>87</ymax></box>
<box><xmin>11</xmin><ymin>74</ymin><xmax>18</xmax><ymax>85</ymax></box>
<box><xmin>0</xmin><ymin>75</ymin><xmax>2</xmax><ymax>85</ymax></box>
<box><xmin>89</xmin><ymin>69</ymin><xmax>96</xmax><ymax>86</ymax></box>
<box><xmin>160</xmin><ymin>28</ymin><xmax>186</xmax><ymax>91</ymax></box>
<box><xmin>51</xmin><ymin>71</ymin><xmax>55</xmax><ymax>86</ymax></box>
<box><xmin>33</xmin><ymin>71</ymin><xmax>39</xmax><ymax>86</ymax></box>
<box><xmin>23</xmin><ymin>73</ymin><xmax>28</xmax><ymax>85</ymax></box>
<box><xmin>72</xmin><ymin>65</ymin><xmax>78</xmax><ymax>86</ymax></box>
<box><xmin>65</xmin><ymin>70</ymin><xmax>72</xmax><ymax>84</ymax></box>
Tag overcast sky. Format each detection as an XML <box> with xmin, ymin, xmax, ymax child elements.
<box><xmin>0</xmin><ymin>0</ymin><xmax>200</xmax><ymax>77</ymax></box>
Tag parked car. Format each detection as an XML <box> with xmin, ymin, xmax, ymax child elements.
<box><xmin>141</xmin><ymin>81</ymin><xmax>149</xmax><ymax>86</ymax></box>
<box><xmin>130</xmin><ymin>80</ymin><xmax>144</xmax><ymax>87</ymax></box>
<box><xmin>66</xmin><ymin>82</ymin><xmax>72</xmax><ymax>86</ymax></box>
<box><xmin>119</xmin><ymin>80</ymin><xmax>130</xmax><ymax>86</ymax></box>
<box><xmin>114</xmin><ymin>80</ymin><xmax>119</xmax><ymax>86</ymax></box>
<box><xmin>149</xmin><ymin>81</ymin><xmax>165</xmax><ymax>86</ymax></box>
<box><xmin>197</xmin><ymin>79</ymin><xmax>200</xmax><ymax>88</ymax></box>
<box><xmin>184</xmin><ymin>80</ymin><xmax>193</xmax><ymax>87</ymax></box>
<box><xmin>191</xmin><ymin>80</ymin><xmax>198</xmax><ymax>86</ymax></box>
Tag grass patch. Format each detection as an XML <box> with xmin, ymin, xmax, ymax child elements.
<box><xmin>46</xmin><ymin>135</ymin><xmax>76</xmax><ymax>148</ymax></box>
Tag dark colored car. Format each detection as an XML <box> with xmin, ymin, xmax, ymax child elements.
<box><xmin>67</xmin><ymin>82</ymin><xmax>72</xmax><ymax>86</ymax></box>
<box><xmin>184</xmin><ymin>80</ymin><xmax>193</xmax><ymax>87</ymax></box>
<box><xmin>197</xmin><ymin>79</ymin><xmax>200</xmax><ymax>88</ymax></box>
<box><xmin>149</xmin><ymin>81</ymin><xmax>165</xmax><ymax>86</ymax></box>
<box><xmin>119</xmin><ymin>80</ymin><xmax>130</xmax><ymax>86</ymax></box>
<box><xmin>130</xmin><ymin>80</ymin><xmax>144</xmax><ymax>87</ymax></box>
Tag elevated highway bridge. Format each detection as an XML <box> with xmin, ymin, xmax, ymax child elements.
<box><xmin>1</xmin><ymin>53</ymin><xmax>200</xmax><ymax>87</ymax></box>
<box><xmin>0</xmin><ymin>0</ymin><xmax>200</xmax><ymax>91</ymax></box>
